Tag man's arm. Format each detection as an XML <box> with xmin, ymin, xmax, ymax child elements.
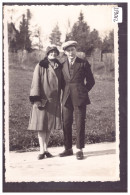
<box><xmin>85</xmin><ymin>61</ymin><xmax>95</xmax><ymax>92</ymax></box>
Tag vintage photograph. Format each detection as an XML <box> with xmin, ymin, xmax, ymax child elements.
<box><xmin>3</xmin><ymin>2</ymin><xmax>126</xmax><ymax>189</ymax></box>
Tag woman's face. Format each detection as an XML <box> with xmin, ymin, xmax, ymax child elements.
<box><xmin>48</xmin><ymin>50</ymin><xmax>58</xmax><ymax>60</ymax></box>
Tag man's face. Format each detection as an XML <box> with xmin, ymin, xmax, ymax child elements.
<box><xmin>65</xmin><ymin>46</ymin><xmax>77</xmax><ymax>59</ymax></box>
<box><xmin>48</xmin><ymin>50</ymin><xmax>58</xmax><ymax>60</ymax></box>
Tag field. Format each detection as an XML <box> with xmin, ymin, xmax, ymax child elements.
<box><xmin>8</xmin><ymin>66</ymin><xmax>115</xmax><ymax>151</ymax></box>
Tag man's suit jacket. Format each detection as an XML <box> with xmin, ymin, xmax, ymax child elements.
<box><xmin>62</xmin><ymin>56</ymin><xmax>95</xmax><ymax>107</ymax></box>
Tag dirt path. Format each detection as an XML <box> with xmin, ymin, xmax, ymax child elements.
<box><xmin>5</xmin><ymin>142</ymin><xmax>119</xmax><ymax>182</ymax></box>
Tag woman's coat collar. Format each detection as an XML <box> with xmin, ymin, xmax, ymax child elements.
<box><xmin>39</xmin><ymin>57</ymin><xmax>61</xmax><ymax>69</ymax></box>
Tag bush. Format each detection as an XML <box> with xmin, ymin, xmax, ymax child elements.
<box><xmin>9</xmin><ymin>128</ymin><xmax>115</xmax><ymax>151</ymax></box>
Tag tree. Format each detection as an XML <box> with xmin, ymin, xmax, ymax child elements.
<box><xmin>89</xmin><ymin>29</ymin><xmax>102</xmax><ymax>49</ymax></box>
<box><xmin>102</xmin><ymin>30</ymin><xmax>114</xmax><ymax>53</ymax></box>
<box><xmin>25</xmin><ymin>9</ymin><xmax>32</xmax><ymax>51</ymax></box>
<box><xmin>49</xmin><ymin>24</ymin><xmax>61</xmax><ymax>46</ymax></box>
<box><xmin>65</xmin><ymin>19</ymin><xmax>73</xmax><ymax>41</ymax></box>
<box><xmin>8</xmin><ymin>22</ymin><xmax>19</xmax><ymax>52</ymax></box>
<box><xmin>18</xmin><ymin>14</ymin><xmax>27</xmax><ymax>50</ymax></box>
<box><xmin>108</xmin><ymin>30</ymin><xmax>114</xmax><ymax>52</ymax></box>
<box><xmin>70</xmin><ymin>11</ymin><xmax>91</xmax><ymax>53</ymax></box>
<box><xmin>30</xmin><ymin>25</ymin><xmax>43</xmax><ymax>50</ymax></box>
<box><xmin>17</xmin><ymin>9</ymin><xmax>32</xmax><ymax>51</ymax></box>
<box><xmin>27</xmin><ymin>9</ymin><xmax>32</xmax><ymax>22</ymax></box>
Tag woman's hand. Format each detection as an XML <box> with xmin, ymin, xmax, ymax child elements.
<box><xmin>34</xmin><ymin>101</ymin><xmax>42</xmax><ymax>107</ymax></box>
<box><xmin>34</xmin><ymin>99</ymin><xmax>48</xmax><ymax>110</ymax></box>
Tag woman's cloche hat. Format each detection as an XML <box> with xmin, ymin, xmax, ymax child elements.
<box><xmin>46</xmin><ymin>45</ymin><xmax>59</xmax><ymax>56</ymax></box>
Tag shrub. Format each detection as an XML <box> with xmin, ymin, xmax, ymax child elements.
<box><xmin>9</xmin><ymin>128</ymin><xmax>115</xmax><ymax>151</ymax></box>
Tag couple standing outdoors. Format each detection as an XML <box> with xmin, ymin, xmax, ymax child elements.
<box><xmin>28</xmin><ymin>41</ymin><xmax>95</xmax><ymax>160</ymax></box>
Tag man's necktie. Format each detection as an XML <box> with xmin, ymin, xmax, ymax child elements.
<box><xmin>69</xmin><ymin>60</ymin><xmax>74</xmax><ymax>77</ymax></box>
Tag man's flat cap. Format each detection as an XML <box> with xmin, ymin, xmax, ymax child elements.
<box><xmin>62</xmin><ymin>41</ymin><xmax>77</xmax><ymax>50</ymax></box>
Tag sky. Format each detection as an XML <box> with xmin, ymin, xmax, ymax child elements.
<box><xmin>4</xmin><ymin>4</ymin><xmax>117</xmax><ymax>49</ymax></box>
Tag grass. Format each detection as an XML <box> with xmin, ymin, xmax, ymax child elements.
<box><xmin>8</xmin><ymin>64</ymin><xmax>115</xmax><ymax>151</ymax></box>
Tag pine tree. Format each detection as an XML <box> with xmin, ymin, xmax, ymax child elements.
<box><xmin>49</xmin><ymin>24</ymin><xmax>61</xmax><ymax>46</ymax></box>
<box><xmin>70</xmin><ymin>11</ymin><xmax>90</xmax><ymax>53</ymax></box>
<box><xmin>18</xmin><ymin>14</ymin><xmax>26</xmax><ymax>50</ymax></box>
<box><xmin>17</xmin><ymin>10</ymin><xmax>31</xmax><ymax>51</ymax></box>
<box><xmin>25</xmin><ymin>9</ymin><xmax>32</xmax><ymax>51</ymax></box>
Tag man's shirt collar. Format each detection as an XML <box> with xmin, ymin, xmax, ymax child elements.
<box><xmin>68</xmin><ymin>56</ymin><xmax>77</xmax><ymax>65</ymax></box>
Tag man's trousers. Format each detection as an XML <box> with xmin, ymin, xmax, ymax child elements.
<box><xmin>62</xmin><ymin>96</ymin><xmax>86</xmax><ymax>149</ymax></box>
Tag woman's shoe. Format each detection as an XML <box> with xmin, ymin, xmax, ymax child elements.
<box><xmin>37</xmin><ymin>153</ymin><xmax>45</xmax><ymax>160</ymax></box>
<box><xmin>45</xmin><ymin>151</ymin><xmax>53</xmax><ymax>158</ymax></box>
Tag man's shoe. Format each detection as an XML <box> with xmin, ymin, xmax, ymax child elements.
<box><xmin>45</xmin><ymin>151</ymin><xmax>53</xmax><ymax>158</ymax></box>
<box><xmin>76</xmin><ymin>151</ymin><xmax>84</xmax><ymax>160</ymax></box>
<box><xmin>59</xmin><ymin>149</ymin><xmax>73</xmax><ymax>157</ymax></box>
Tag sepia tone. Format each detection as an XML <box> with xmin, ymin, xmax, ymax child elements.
<box><xmin>4</xmin><ymin>4</ymin><xmax>120</xmax><ymax>183</ymax></box>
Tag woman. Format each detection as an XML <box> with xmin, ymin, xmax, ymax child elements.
<box><xmin>28</xmin><ymin>45</ymin><xmax>62</xmax><ymax>160</ymax></box>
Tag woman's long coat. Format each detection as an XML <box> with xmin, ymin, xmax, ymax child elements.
<box><xmin>28</xmin><ymin>57</ymin><xmax>62</xmax><ymax>131</ymax></box>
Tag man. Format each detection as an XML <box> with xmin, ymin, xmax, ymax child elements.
<box><xmin>60</xmin><ymin>41</ymin><xmax>95</xmax><ymax>160</ymax></box>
